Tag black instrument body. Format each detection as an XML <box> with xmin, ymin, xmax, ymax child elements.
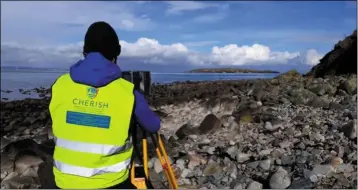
<box><xmin>121</xmin><ymin>71</ymin><xmax>151</xmax><ymax>96</ymax></box>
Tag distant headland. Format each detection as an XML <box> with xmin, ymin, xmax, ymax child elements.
<box><xmin>187</xmin><ymin>68</ymin><xmax>280</xmax><ymax>74</ymax></box>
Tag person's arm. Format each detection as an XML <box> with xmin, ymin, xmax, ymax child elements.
<box><xmin>133</xmin><ymin>90</ymin><xmax>161</xmax><ymax>133</ymax></box>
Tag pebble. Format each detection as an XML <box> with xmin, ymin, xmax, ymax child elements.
<box><xmin>312</xmin><ymin>165</ymin><xmax>336</xmax><ymax>177</ymax></box>
<box><xmin>247</xmin><ymin>181</ymin><xmax>263</xmax><ymax>189</ymax></box>
<box><xmin>281</xmin><ymin>155</ymin><xmax>295</xmax><ymax>165</ymax></box>
<box><xmin>247</xmin><ymin>161</ymin><xmax>260</xmax><ymax>169</ymax></box>
<box><xmin>264</xmin><ymin>121</ymin><xmax>282</xmax><ymax>131</ymax></box>
<box><xmin>269</xmin><ymin>167</ymin><xmax>291</xmax><ymax>189</ymax></box>
<box><xmin>226</xmin><ymin>146</ymin><xmax>239</xmax><ymax>159</ymax></box>
<box><xmin>176</xmin><ymin>159</ymin><xmax>186</xmax><ymax>170</ymax></box>
<box><xmin>181</xmin><ymin>168</ymin><xmax>194</xmax><ymax>178</ymax></box>
<box><xmin>304</xmin><ymin>169</ymin><xmax>319</xmax><ymax>182</ymax></box>
<box><xmin>259</xmin><ymin>159</ymin><xmax>271</xmax><ymax>170</ymax></box>
<box><xmin>207</xmin><ymin>147</ymin><xmax>216</xmax><ymax>155</ymax></box>
<box><xmin>259</xmin><ymin>149</ymin><xmax>272</xmax><ymax>156</ymax></box>
<box><xmin>236</xmin><ymin>153</ymin><xmax>251</xmax><ymax>163</ymax></box>
<box><xmin>334</xmin><ymin>145</ymin><xmax>345</xmax><ymax>158</ymax></box>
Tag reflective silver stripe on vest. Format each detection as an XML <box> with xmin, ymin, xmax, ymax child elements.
<box><xmin>54</xmin><ymin>136</ymin><xmax>132</xmax><ymax>155</ymax></box>
<box><xmin>54</xmin><ymin>159</ymin><xmax>131</xmax><ymax>177</ymax></box>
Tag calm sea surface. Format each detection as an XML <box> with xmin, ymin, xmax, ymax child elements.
<box><xmin>1</xmin><ymin>70</ymin><xmax>279</xmax><ymax>101</ymax></box>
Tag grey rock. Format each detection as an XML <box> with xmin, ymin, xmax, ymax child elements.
<box><xmin>247</xmin><ymin>181</ymin><xmax>263</xmax><ymax>189</ymax></box>
<box><xmin>226</xmin><ymin>146</ymin><xmax>239</xmax><ymax>160</ymax></box>
<box><xmin>312</xmin><ymin>132</ymin><xmax>325</xmax><ymax>142</ymax></box>
<box><xmin>309</xmin><ymin>97</ymin><xmax>330</xmax><ymax>108</ymax></box>
<box><xmin>288</xmin><ymin>178</ymin><xmax>314</xmax><ymax>189</ymax></box>
<box><xmin>269</xmin><ymin>167</ymin><xmax>291</xmax><ymax>189</ymax></box>
<box><xmin>271</xmin><ymin>149</ymin><xmax>285</xmax><ymax>158</ymax></box>
<box><xmin>339</xmin><ymin>119</ymin><xmax>357</xmax><ymax>139</ymax></box>
<box><xmin>236</xmin><ymin>153</ymin><xmax>251</xmax><ymax>163</ymax></box>
<box><xmin>338</xmin><ymin>76</ymin><xmax>357</xmax><ymax>95</ymax></box>
<box><xmin>281</xmin><ymin>155</ymin><xmax>295</xmax><ymax>165</ymax></box>
<box><xmin>298</xmin><ymin>142</ymin><xmax>306</xmax><ymax>149</ymax></box>
<box><xmin>296</xmin><ymin>155</ymin><xmax>307</xmax><ymax>164</ymax></box>
<box><xmin>279</xmin><ymin>141</ymin><xmax>291</xmax><ymax>149</ymax></box>
<box><xmin>288</xmin><ymin>88</ymin><xmax>317</xmax><ymax>105</ymax></box>
<box><xmin>336</xmin><ymin>164</ymin><xmax>355</xmax><ymax>174</ymax></box>
<box><xmin>247</xmin><ymin>161</ymin><xmax>260</xmax><ymax>169</ymax></box>
<box><xmin>312</xmin><ymin>165</ymin><xmax>336</xmax><ymax>177</ymax></box>
<box><xmin>303</xmin><ymin>169</ymin><xmax>318</xmax><ymax>182</ymax></box>
<box><xmin>259</xmin><ymin>159</ymin><xmax>271</xmax><ymax>170</ymax></box>
<box><xmin>181</xmin><ymin>168</ymin><xmax>194</xmax><ymax>178</ymax></box>
<box><xmin>334</xmin><ymin>145</ymin><xmax>345</xmax><ymax>158</ymax></box>
<box><xmin>347</xmin><ymin>151</ymin><xmax>357</xmax><ymax>161</ymax></box>
<box><xmin>207</xmin><ymin>147</ymin><xmax>216</xmax><ymax>155</ymax></box>
<box><xmin>308</xmin><ymin>81</ymin><xmax>336</xmax><ymax>96</ymax></box>
<box><xmin>264</xmin><ymin>121</ymin><xmax>282</xmax><ymax>131</ymax></box>
<box><xmin>176</xmin><ymin>159</ymin><xmax>186</xmax><ymax>170</ymax></box>
<box><xmin>259</xmin><ymin>149</ymin><xmax>273</xmax><ymax>156</ymax></box>
<box><xmin>203</xmin><ymin>163</ymin><xmax>222</xmax><ymax>176</ymax></box>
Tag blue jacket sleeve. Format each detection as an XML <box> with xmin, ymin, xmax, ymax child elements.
<box><xmin>133</xmin><ymin>90</ymin><xmax>161</xmax><ymax>133</ymax></box>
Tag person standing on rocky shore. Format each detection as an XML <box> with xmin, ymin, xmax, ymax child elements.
<box><xmin>48</xmin><ymin>21</ymin><xmax>161</xmax><ymax>189</ymax></box>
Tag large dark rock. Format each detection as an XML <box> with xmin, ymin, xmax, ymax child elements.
<box><xmin>198</xmin><ymin>114</ymin><xmax>222</xmax><ymax>134</ymax></box>
<box><xmin>307</xmin><ymin>30</ymin><xmax>357</xmax><ymax>77</ymax></box>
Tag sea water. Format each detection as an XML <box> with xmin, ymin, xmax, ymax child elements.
<box><xmin>1</xmin><ymin>70</ymin><xmax>279</xmax><ymax>101</ymax></box>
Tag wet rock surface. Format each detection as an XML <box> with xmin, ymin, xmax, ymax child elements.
<box><xmin>1</xmin><ymin>71</ymin><xmax>357</xmax><ymax>189</ymax></box>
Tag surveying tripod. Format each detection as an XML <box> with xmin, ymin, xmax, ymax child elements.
<box><xmin>130</xmin><ymin>124</ymin><xmax>178</xmax><ymax>189</ymax></box>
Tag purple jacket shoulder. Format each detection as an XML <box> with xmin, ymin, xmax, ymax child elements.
<box><xmin>133</xmin><ymin>90</ymin><xmax>161</xmax><ymax>133</ymax></box>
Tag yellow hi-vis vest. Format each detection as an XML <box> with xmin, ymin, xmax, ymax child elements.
<box><xmin>49</xmin><ymin>73</ymin><xmax>135</xmax><ymax>189</ymax></box>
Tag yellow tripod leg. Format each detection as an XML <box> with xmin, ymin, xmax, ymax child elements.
<box><xmin>157</xmin><ymin>134</ymin><xmax>178</xmax><ymax>189</ymax></box>
<box><xmin>131</xmin><ymin>137</ymin><xmax>149</xmax><ymax>189</ymax></box>
<box><xmin>155</xmin><ymin>146</ymin><xmax>173</xmax><ymax>189</ymax></box>
<box><xmin>143</xmin><ymin>136</ymin><xmax>149</xmax><ymax>178</ymax></box>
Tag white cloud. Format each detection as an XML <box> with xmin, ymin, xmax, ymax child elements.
<box><xmin>304</xmin><ymin>49</ymin><xmax>323</xmax><ymax>65</ymax></box>
<box><xmin>210</xmin><ymin>44</ymin><xmax>299</xmax><ymax>66</ymax></box>
<box><xmin>1</xmin><ymin>38</ymin><xmax>321</xmax><ymax>68</ymax></box>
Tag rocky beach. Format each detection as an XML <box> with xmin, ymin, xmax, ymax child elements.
<box><xmin>1</xmin><ymin>30</ymin><xmax>357</xmax><ymax>189</ymax></box>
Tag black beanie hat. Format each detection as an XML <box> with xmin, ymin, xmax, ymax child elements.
<box><xmin>83</xmin><ymin>21</ymin><xmax>121</xmax><ymax>61</ymax></box>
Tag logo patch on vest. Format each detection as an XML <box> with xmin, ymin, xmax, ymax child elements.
<box><xmin>87</xmin><ymin>87</ymin><xmax>98</xmax><ymax>99</ymax></box>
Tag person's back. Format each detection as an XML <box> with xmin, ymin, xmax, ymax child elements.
<box><xmin>49</xmin><ymin>21</ymin><xmax>161</xmax><ymax>189</ymax></box>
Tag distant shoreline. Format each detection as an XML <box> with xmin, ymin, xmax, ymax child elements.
<box><xmin>187</xmin><ymin>68</ymin><xmax>280</xmax><ymax>74</ymax></box>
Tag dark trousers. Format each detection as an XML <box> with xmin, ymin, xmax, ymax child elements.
<box><xmin>55</xmin><ymin>177</ymin><xmax>137</xmax><ymax>189</ymax></box>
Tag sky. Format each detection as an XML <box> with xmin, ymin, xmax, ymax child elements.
<box><xmin>1</xmin><ymin>1</ymin><xmax>357</xmax><ymax>72</ymax></box>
